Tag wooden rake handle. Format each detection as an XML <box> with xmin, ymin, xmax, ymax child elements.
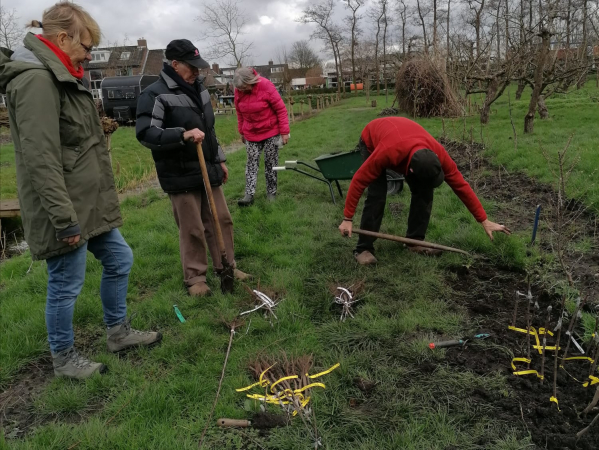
<box><xmin>196</xmin><ymin>143</ymin><xmax>227</xmax><ymax>257</ymax></box>
<box><xmin>353</xmin><ymin>228</ymin><xmax>469</xmax><ymax>256</ymax></box>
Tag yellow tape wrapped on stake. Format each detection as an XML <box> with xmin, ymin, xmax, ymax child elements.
<box><xmin>236</xmin><ymin>362</ymin><xmax>340</xmax><ymax>415</ymax></box>
<box><xmin>307</xmin><ymin>363</ymin><xmax>341</xmax><ymax>379</ymax></box>
<box><xmin>511</xmin><ymin>357</ymin><xmax>543</xmax><ymax>379</ymax></box>
<box><xmin>235</xmin><ymin>363</ymin><xmax>276</xmax><ymax>392</ymax></box>
<box><xmin>583</xmin><ymin>376</ymin><xmax>599</xmax><ymax>388</ymax></box>
<box><xmin>563</xmin><ymin>356</ymin><xmax>595</xmax><ymax>364</ymax></box>
<box><xmin>270</xmin><ymin>375</ymin><xmax>299</xmax><ymax>393</ymax></box>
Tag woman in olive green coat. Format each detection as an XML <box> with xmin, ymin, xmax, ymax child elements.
<box><xmin>0</xmin><ymin>2</ymin><xmax>161</xmax><ymax>380</ymax></box>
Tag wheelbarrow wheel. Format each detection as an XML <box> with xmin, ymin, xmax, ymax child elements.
<box><xmin>386</xmin><ymin>170</ymin><xmax>404</xmax><ymax>196</ymax></box>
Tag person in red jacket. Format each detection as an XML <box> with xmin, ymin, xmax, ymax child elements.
<box><xmin>234</xmin><ymin>67</ymin><xmax>290</xmax><ymax>206</ymax></box>
<box><xmin>338</xmin><ymin>117</ymin><xmax>510</xmax><ymax>264</ymax></box>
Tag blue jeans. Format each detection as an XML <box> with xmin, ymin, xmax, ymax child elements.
<box><xmin>45</xmin><ymin>229</ymin><xmax>133</xmax><ymax>354</ymax></box>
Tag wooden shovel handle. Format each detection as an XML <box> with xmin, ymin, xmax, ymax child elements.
<box><xmin>353</xmin><ymin>229</ymin><xmax>469</xmax><ymax>256</ymax></box>
<box><xmin>196</xmin><ymin>143</ymin><xmax>227</xmax><ymax>257</ymax></box>
<box><xmin>217</xmin><ymin>418</ymin><xmax>251</xmax><ymax>428</ymax></box>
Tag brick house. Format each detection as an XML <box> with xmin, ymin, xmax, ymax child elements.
<box><xmin>220</xmin><ymin>60</ymin><xmax>290</xmax><ymax>87</ymax></box>
<box><xmin>83</xmin><ymin>38</ymin><xmax>166</xmax><ymax>100</ymax></box>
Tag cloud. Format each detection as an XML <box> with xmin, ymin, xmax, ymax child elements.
<box><xmin>3</xmin><ymin>0</ymin><xmax>352</xmax><ymax>66</ymax></box>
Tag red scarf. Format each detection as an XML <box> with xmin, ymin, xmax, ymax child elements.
<box><xmin>36</xmin><ymin>34</ymin><xmax>84</xmax><ymax>79</ymax></box>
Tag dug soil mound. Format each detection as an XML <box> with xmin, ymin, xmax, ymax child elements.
<box><xmin>446</xmin><ymin>264</ymin><xmax>598</xmax><ymax>449</ymax></box>
<box><xmin>439</xmin><ymin>139</ymin><xmax>599</xmax><ymax>449</ymax></box>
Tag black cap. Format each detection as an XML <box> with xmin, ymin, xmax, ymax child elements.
<box><xmin>408</xmin><ymin>149</ymin><xmax>445</xmax><ymax>188</ymax></box>
<box><xmin>165</xmin><ymin>39</ymin><xmax>210</xmax><ymax>69</ymax></box>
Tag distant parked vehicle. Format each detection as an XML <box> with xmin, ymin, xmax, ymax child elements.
<box><xmin>101</xmin><ymin>75</ymin><xmax>158</xmax><ymax>122</ymax></box>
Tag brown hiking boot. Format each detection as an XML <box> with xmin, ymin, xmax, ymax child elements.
<box><xmin>234</xmin><ymin>269</ymin><xmax>252</xmax><ymax>281</ymax></box>
<box><xmin>53</xmin><ymin>347</ymin><xmax>107</xmax><ymax>379</ymax></box>
<box><xmin>407</xmin><ymin>245</ymin><xmax>443</xmax><ymax>257</ymax></box>
<box><xmin>188</xmin><ymin>282</ymin><xmax>212</xmax><ymax>297</ymax></box>
<box><xmin>107</xmin><ymin>315</ymin><xmax>162</xmax><ymax>353</ymax></box>
<box><xmin>354</xmin><ymin>250</ymin><xmax>377</xmax><ymax>265</ymax></box>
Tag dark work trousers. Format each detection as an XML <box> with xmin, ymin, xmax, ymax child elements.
<box><xmin>355</xmin><ymin>143</ymin><xmax>435</xmax><ymax>254</ymax></box>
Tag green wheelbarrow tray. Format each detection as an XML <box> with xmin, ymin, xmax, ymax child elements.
<box><xmin>273</xmin><ymin>150</ymin><xmax>404</xmax><ymax>204</ymax></box>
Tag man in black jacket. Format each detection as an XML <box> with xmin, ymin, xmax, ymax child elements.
<box><xmin>136</xmin><ymin>39</ymin><xmax>250</xmax><ymax>297</ymax></box>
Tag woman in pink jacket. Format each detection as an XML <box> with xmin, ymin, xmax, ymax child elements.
<box><xmin>234</xmin><ymin>67</ymin><xmax>290</xmax><ymax>206</ymax></box>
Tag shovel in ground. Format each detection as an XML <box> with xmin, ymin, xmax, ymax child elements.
<box><xmin>196</xmin><ymin>143</ymin><xmax>234</xmax><ymax>294</ymax></box>
<box><xmin>352</xmin><ymin>228</ymin><xmax>469</xmax><ymax>256</ymax></box>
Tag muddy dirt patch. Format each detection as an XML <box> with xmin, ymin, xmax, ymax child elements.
<box><xmin>0</xmin><ymin>357</ymin><xmax>53</xmax><ymax>439</ymax></box>
<box><xmin>442</xmin><ymin>138</ymin><xmax>599</xmax><ymax>292</ymax></box>
<box><xmin>444</xmin><ymin>262</ymin><xmax>599</xmax><ymax>449</ymax></box>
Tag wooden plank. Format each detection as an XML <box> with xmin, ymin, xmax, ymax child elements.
<box><xmin>0</xmin><ymin>199</ymin><xmax>20</xmax><ymax>218</ymax></box>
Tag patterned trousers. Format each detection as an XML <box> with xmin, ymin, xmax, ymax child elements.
<box><xmin>245</xmin><ymin>135</ymin><xmax>280</xmax><ymax>196</ymax></box>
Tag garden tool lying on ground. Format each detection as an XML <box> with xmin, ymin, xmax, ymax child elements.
<box><xmin>217</xmin><ymin>413</ymin><xmax>288</xmax><ymax>430</ymax></box>
<box><xmin>352</xmin><ymin>229</ymin><xmax>469</xmax><ymax>256</ymax></box>
<box><xmin>429</xmin><ymin>333</ymin><xmax>490</xmax><ymax>349</ymax></box>
<box><xmin>196</xmin><ymin>143</ymin><xmax>234</xmax><ymax>293</ymax></box>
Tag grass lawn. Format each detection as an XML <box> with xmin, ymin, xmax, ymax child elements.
<box><xmin>1</xmin><ymin>84</ymin><xmax>598</xmax><ymax>449</ymax></box>
<box><xmin>0</xmin><ymin>114</ymin><xmax>242</xmax><ymax>199</ymax></box>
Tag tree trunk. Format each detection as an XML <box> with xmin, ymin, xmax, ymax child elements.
<box><xmin>515</xmin><ymin>81</ymin><xmax>525</xmax><ymax>99</ymax></box>
<box><xmin>327</xmin><ymin>31</ymin><xmax>341</xmax><ymax>96</ymax></box>
<box><xmin>537</xmin><ymin>95</ymin><xmax>548</xmax><ymax>119</ymax></box>
<box><xmin>351</xmin><ymin>11</ymin><xmax>357</xmax><ymax>94</ymax></box>
<box><xmin>433</xmin><ymin>0</ymin><xmax>438</xmax><ymax>56</ymax></box>
<box><xmin>475</xmin><ymin>0</ymin><xmax>485</xmax><ymax>59</ymax></box>
<box><xmin>576</xmin><ymin>0</ymin><xmax>588</xmax><ymax>89</ymax></box>
<box><xmin>383</xmin><ymin>9</ymin><xmax>388</xmax><ymax>103</ymax></box>
<box><xmin>524</xmin><ymin>29</ymin><xmax>551</xmax><ymax>134</ymax></box>
<box><xmin>566</xmin><ymin>0</ymin><xmax>571</xmax><ymax>49</ymax></box>
<box><xmin>480</xmin><ymin>77</ymin><xmax>500</xmax><ymax>124</ymax></box>
<box><xmin>495</xmin><ymin>2</ymin><xmax>501</xmax><ymax>61</ymax></box>
<box><xmin>401</xmin><ymin>9</ymin><xmax>406</xmax><ymax>57</ymax></box>
<box><xmin>504</xmin><ymin>0</ymin><xmax>509</xmax><ymax>58</ymax></box>
<box><xmin>446</xmin><ymin>0</ymin><xmax>451</xmax><ymax>57</ymax></box>
<box><xmin>375</xmin><ymin>9</ymin><xmax>382</xmax><ymax>96</ymax></box>
<box><xmin>416</xmin><ymin>0</ymin><xmax>428</xmax><ymax>54</ymax></box>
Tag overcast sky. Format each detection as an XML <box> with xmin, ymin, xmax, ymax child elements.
<box><xmin>2</xmin><ymin>0</ymin><xmax>376</xmax><ymax>67</ymax></box>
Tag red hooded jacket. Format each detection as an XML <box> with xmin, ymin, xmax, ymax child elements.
<box><xmin>234</xmin><ymin>69</ymin><xmax>290</xmax><ymax>142</ymax></box>
<box><xmin>344</xmin><ymin>117</ymin><xmax>487</xmax><ymax>222</ymax></box>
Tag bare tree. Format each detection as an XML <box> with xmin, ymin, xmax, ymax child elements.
<box><xmin>289</xmin><ymin>40</ymin><xmax>321</xmax><ymax>70</ymax></box>
<box><xmin>524</xmin><ymin>0</ymin><xmax>558</xmax><ymax>133</ymax></box>
<box><xmin>465</xmin><ymin>0</ymin><xmax>487</xmax><ymax>59</ymax></box>
<box><xmin>397</xmin><ymin>0</ymin><xmax>409</xmax><ymax>57</ymax></box>
<box><xmin>0</xmin><ymin>7</ymin><xmax>25</xmax><ymax>50</ymax></box>
<box><xmin>415</xmin><ymin>0</ymin><xmax>431</xmax><ymax>54</ymax></box>
<box><xmin>344</xmin><ymin>0</ymin><xmax>364</xmax><ymax>91</ymax></box>
<box><xmin>299</xmin><ymin>0</ymin><xmax>343</xmax><ymax>94</ymax></box>
<box><xmin>370</xmin><ymin>0</ymin><xmax>388</xmax><ymax>95</ymax></box>
<box><xmin>198</xmin><ymin>0</ymin><xmax>253</xmax><ymax>67</ymax></box>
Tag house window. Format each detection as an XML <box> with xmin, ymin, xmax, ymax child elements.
<box><xmin>270</xmin><ymin>67</ymin><xmax>284</xmax><ymax>73</ymax></box>
<box><xmin>89</xmin><ymin>70</ymin><xmax>103</xmax><ymax>91</ymax></box>
<box><xmin>90</xmin><ymin>51</ymin><xmax>110</xmax><ymax>63</ymax></box>
<box><xmin>120</xmin><ymin>51</ymin><xmax>131</xmax><ymax>60</ymax></box>
<box><xmin>115</xmin><ymin>68</ymin><xmax>132</xmax><ymax>77</ymax></box>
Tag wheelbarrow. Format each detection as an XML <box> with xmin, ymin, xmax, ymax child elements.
<box><xmin>273</xmin><ymin>150</ymin><xmax>404</xmax><ymax>205</ymax></box>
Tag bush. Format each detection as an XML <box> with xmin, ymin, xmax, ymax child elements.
<box><xmin>395</xmin><ymin>58</ymin><xmax>462</xmax><ymax>117</ymax></box>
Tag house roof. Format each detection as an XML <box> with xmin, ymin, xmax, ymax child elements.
<box><xmin>144</xmin><ymin>49</ymin><xmax>166</xmax><ymax>75</ymax></box>
<box><xmin>83</xmin><ymin>45</ymin><xmax>146</xmax><ymax>70</ymax></box>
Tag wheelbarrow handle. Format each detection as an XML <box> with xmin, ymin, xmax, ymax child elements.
<box><xmin>273</xmin><ymin>166</ymin><xmax>287</xmax><ymax>171</ymax></box>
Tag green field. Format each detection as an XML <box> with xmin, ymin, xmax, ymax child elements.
<box><xmin>1</xmin><ymin>85</ymin><xmax>598</xmax><ymax>449</ymax></box>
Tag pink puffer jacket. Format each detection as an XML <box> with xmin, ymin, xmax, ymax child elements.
<box><xmin>234</xmin><ymin>70</ymin><xmax>290</xmax><ymax>142</ymax></box>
